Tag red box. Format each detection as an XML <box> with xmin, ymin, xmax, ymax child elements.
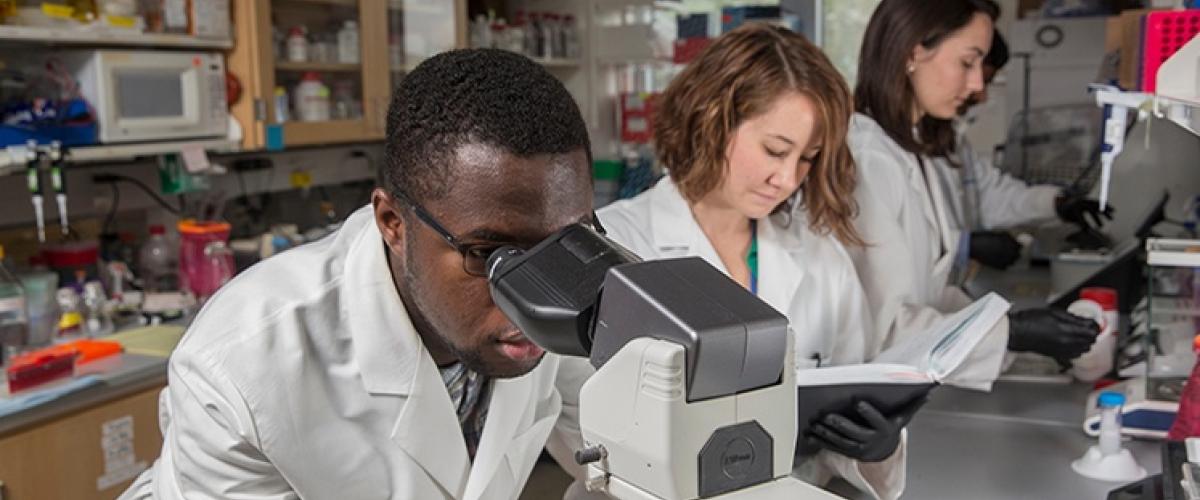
<box><xmin>673</xmin><ymin>37</ymin><xmax>713</xmax><ymax>65</ymax></box>
<box><xmin>619</xmin><ymin>92</ymin><xmax>659</xmax><ymax>144</ymax></box>
<box><xmin>7</xmin><ymin>350</ymin><xmax>76</xmax><ymax>393</ymax></box>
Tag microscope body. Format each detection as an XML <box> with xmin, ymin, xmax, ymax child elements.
<box><xmin>487</xmin><ymin>226</ymin><xmax>842</xmax><ymax>500</ymax></box>
<box><xmin>579</xmin><ymin>336</ymin><xmax>838</xmax><ymax>500</ymax></box>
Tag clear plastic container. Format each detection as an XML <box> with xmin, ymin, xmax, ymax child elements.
<box><xmin>178</xmin><ymin>220</ymin><xmax>231</xmax><ymax>300</ymax></box>
<box><xmin>19</xmin><ymin>271</ymin><xmax>58</xmax><ymax>347</ymax></box>
<box><xmin>55</xmin><ymin>286</ymin><xmax>82</xmax><ymax>342</ymax></box>
<box><xmin>139</xmin><ymin>224</ymin><xmax>178</xmax><ymax>293</ymax></box>
<box><xmin>0</xmin><ymin>245</ymin><xmax>29</xmax><ymax>366</ymax></box>
<box><xmin>541</xmin><ymin>12</ymin><xmax>560</xmax><ymax>58</ymax></box>
<box><xmin>96</xmin><ymin>0</ymin><xmax>136</xmax><ymax>17</ymax></box>
<box><xmin>337</xmin><ymin>20</ymin><xmax>359</xmax><ymax>64</ymax></box>
<box><xmin>1098</xmin><ymin>391</ymin><xmax>1124</xmax><ymax>456</ymax></box>
<box><xmin>562</xmin><ymin>14</ymin><xmax>580</xmax><ymax>59</ymax></box>
<box><xmin>139</xmin><ymin>0</ymin><xmax>184</xmax><ymax>33</ymax></box>
<box><xmin>82</xmin><ymin>280</ymin><xmax>112</xmax><ymax>337</ymax></box>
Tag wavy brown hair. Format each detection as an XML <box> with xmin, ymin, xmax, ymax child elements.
<box><xmin>654</xmin><ymin>23</ymin><xmax>862</xmax><ymax>246</ymax></box>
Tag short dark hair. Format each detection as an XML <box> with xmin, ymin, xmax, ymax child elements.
<box><xmin>382</xmin><ymin>49</ymin><xmax>590</xmax><ymax>203</ymax></box>
<box><xmin>855</xmin><ymin>0</ymin><xmax>1000</xmax><ymax>161</ymax></box>
<box><xmin>984</xmin><ymin>29</ymin><xmax>1009</xmax><ymax>72</ymax></box>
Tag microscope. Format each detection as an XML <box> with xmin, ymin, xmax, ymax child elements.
<box><xmin>487</xmin><ymin>224</ymin><xmax>841</xmax><ymax>500</ymax></box>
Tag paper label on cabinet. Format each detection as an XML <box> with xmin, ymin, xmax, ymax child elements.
<box><xmin>96</xmin><ymin>415</ymin><xmax>146</xmax><ymax>491</ymax></box>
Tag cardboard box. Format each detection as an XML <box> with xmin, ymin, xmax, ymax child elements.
<box><xmin>1117</xmin><ymin>9</ymin><xmax>1158</xmax><ymax>90</ymax></box>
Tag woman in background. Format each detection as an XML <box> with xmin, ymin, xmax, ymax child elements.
<box><xmin>598</xmin><ymin>23</ymin><xmax>913</xmax><ymax>500</ymax></box>
<box><xmin>848</xmin><ymin>0</ymin><xmax>1097</xmax><ymax>390</ymax></box>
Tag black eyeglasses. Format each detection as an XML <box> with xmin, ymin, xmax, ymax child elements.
<box><xmin>394</xmin><ymin>191</ymin><xmax>607</xmax><ymax>277</ymax></box>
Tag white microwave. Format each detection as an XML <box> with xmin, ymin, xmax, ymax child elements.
<box><xmin>61</xmin><ymin>50</ymin><xmax>228</xmax><ymax>144</ymax></box>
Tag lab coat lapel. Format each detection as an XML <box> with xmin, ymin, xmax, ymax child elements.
<box><xmin>756</xmin><ymin>215</ymin><xmax>805</xmax><ymax>311</ymax></box>
<box><xmin>343</xmin><ymin>211</ymin><xmax>421</xmax><ymax>396</ymax></box>
<box><xmin>649</xmin><ymin>180</ymin><xmax>725</xmax><ymax>271</ymax></box>
<box><xmin>342</xmin><ymin>212</ymin><xmax>471</xmax><ymax>496</ymax></box>
<box><xmin>907</xmin><ymin>157</ymin><xmax>942</xmax><ymax>246</ymax></box>
<box><xmin>463</xmin><ymin>372</ymin><xmax>561</xmax><ymax>500</ymax></box>
<box><xmin>390</xmin><ymin>351</ymin><xmax>472</xmax><ymax>497</ymax></box>
<box><xmin>919</xmin><ymin>157</ymin><xmax>959</xmax><ymax>267</ymax></box>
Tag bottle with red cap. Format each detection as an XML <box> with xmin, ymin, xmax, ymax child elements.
<box><xmin>1068</xmin><ymin>287</ymin><xmax>1118</xmax><ymax>382</ymax></box>
<box><xmin>139</xmin><ymin>225</ymin><xmax>178</xmax><ymax>293</ymax></box>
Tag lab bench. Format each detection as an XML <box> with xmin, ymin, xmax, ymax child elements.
<box><xmin>0</xmin><ymin>256</ymin><xmax>1169</xmax><ymax>500</ymax></box>
<box><xmin>0</xmin><ymin>353</ymin><xmax>168</xmax><ymax>499</ymax></box>
<box><xmin>824</xmin><ymin>381</ymin><xmax>1161</xmax><ymax>500</ymax></box>
<box><xmin>908</xmin><ymin>381</ymin><xmax>1160</xmax><ymax>499</ymax></box>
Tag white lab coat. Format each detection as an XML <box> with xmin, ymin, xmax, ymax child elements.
<box><xmin>597</xmin><ymin>179</ymin><xmax>906</xmax><ymax>500</ymax></box>
<box><xmin>847</xmin><ymin>113</ymin><xmax>1010</xmax><ymax>391</ymax></box>
<box><xmin>932</xmin><ymin>123</ymin><xmax>1060</xmax><ymax>232</ymax></box>
<box><xmin>120</xmin><ymin>206</ymin><xmax>587</xmax><ymax>500</ymax></box>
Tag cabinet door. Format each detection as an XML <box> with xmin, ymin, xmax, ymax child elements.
<box><xmin>383</xmin><ymin>0</ymin><xmax>466</xmax><ymax>89</ymax></box>
<box><xmin>0</xmin><ymin>386</ymin><xmax>164</xmax><ymax>500</ymax></box>
<box><xmin>269</xmin><ymin>0</ymin><xmax>377</xmax><ymax>146</ymax></box>
<box><xmin>229</xmin><ymin>0</ymin><xmax>465</xmax><ymax>149</ymax></box>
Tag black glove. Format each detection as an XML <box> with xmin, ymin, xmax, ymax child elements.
<box><xmin>1056</xmin><ymin>194</ymin><xmax>1114</xmax><ymax>229</ymax></box>
<box><xmin>804</xmin><ymin>399</ymin><xmax>925</xmax><ymax>463</ymax></box>
<box><xmin>1008</xmin><ymin>308</ymin><xmax>1100</xmax><ymax>367</ymax></box>
<box><xmin>969</xmin><ymin>231</ymin><xmax>1022</xmax><ymax>270</ymax></box>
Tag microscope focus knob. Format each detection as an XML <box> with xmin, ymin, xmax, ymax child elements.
<box><xmin>574</xmin><ymin>445</ymin><xmax>607</xmax><ymax>465</ymax></box>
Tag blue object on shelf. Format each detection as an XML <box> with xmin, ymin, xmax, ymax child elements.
<box><xmin>721</xmin><ymin>6</ymin><xmax>782</xmax><ymax>33</ymax></box>
<box><xmin>677</xmin><ymin>13</ymin><xmax>709</xmax><ymax>39</ymax></box>
<box><xmin>0</xmin><ymin>98</ymin><xmax>97</xmax><ymax>148</ymax></box>
<box><xmin>266</xmin><ymin>124</ymin><xmax>285</xmax><ymax>151</ymax></box>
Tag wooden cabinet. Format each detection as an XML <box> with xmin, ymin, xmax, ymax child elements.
<box><xmin>228</xmin><ymin>0</ymin><xmax>466</xmax><ymax>150</ymax></box>
<box><xmin>0</xmin><ymin>386</ymin><xmax>164</xmax><ymax>500</ymax></box>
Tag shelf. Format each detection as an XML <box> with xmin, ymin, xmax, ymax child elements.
<box><xmin>0</xmin><ymin>24</ymin><xmax>232</xmax><ymax>49</ymax></box>
<box><xmin>391</xmin><ymin>62</ymin><xmax>422</xmax><ymax>73</ymax></box>
<box><xmin>282</xmin><ymin>119</ymin><xmax>379</xmax><ymax>146</ymax></box>
<box><xmin>69</xmin><ymin>138</ymin><xmax>240</xmax><ymax>162</ymax></box>
<box><xmin>388</xmin><ymin>56</ymin><xmax>578</xmax><ymax>71</ymax></box>
<box><xmin>1147</xmin><ymin>238</ymin><xmax>1200</xmax><ymax>267</ymax></box>
<box><xmin>276</xmin><ymin>61</ymin><xmax>362</xmax><ymax>73</ymax></box>
<box><xmin>387</xmin><ymin>1</ymin><xmax>447</xmax><ymax>14</ymax></box>
<box><xmin>533</xmin><ymin>58</ymin><xmax>582</xmax><ymax>68</ymax></box>
<box><xmin>274</xmin><ymin>0</ymin><xmax>358</xmax><ymax>6</ymax></box>
<box><xmin>0</xmin><ymin>138</ymin><xmax>240</xmax><ymax>172</ymax></box>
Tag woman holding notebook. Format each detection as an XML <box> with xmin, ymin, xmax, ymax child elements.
<box><xmin>846</xmin><ymin>0</ymin><xmax>1099</xmax><ymax>389</ymax></box>
<box><xmin>597</xmin><ymin>23</ymin><xmax>912</xmax><ymax>500</ymax></box>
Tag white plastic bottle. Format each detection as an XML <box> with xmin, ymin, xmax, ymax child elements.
<box><xmin>536</xmin><ymin>12</ymin><xmax>554</xmax><ymax>59</ymax></box>
<box><xmin>286</xmin><ymin>26</ymin><xmax>308</xmax><ymax>62</ymax></box>
<box><xmin>138</xmin><ymin>224</ymin><xmax>178</xmax><ymax>293</ymax></box>
<box><xmin>294</xmin><ymin>72</ymin><xmax>330</xmax><ymax>122</ymax></box>
<box><xmin>1069</xmin><ymin>287</ymin><xmax>1118</xmax><ymax>382</ymax></box>
<box><xmin>337</xmin><ymin>20</ymin><xmax>359</xmax><ymax>64</ymax></box>
<box><xmin>563</xmin><ymin>14</ymin><xmax>580</xmax><ymax>59</ymax></box>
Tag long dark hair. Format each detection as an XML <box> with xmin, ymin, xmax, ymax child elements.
<box><xmin>854</xmin><ymin>0</ymin><xmax>999</xmax><ymax>162</ymax></box>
